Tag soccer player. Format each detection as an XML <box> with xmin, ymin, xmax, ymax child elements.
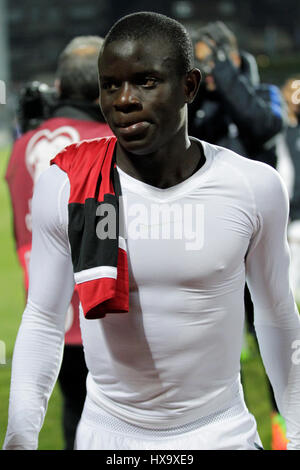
<box><xmin>3</xmin><ymin>12</ymin><xmax>300</xmax><ymax>450</ymax></box>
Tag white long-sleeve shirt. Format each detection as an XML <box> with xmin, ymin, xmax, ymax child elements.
<box><xmin>3</xmin><ymin>139</ymin><xmax>300</xmax><ymax>449</ymax></box>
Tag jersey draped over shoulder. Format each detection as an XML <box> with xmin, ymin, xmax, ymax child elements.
<box><xmin>51</xmin><ymin>136</ymin><xmax>129</xmax><ymax>319</ymax></box>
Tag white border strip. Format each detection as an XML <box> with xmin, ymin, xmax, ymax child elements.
<box><xmin>74</xmin><ymin>237</ymin><xmax>126</xmax><ymax>284</ymax></box>
<box><xmin>75</xmin><ymin>266</ymin><xmax>117</xmax><ymax>285</ymax></box>
<box><xmin>118</xmin><ymin>236</ymin><xmax>127</xmax><ymax>252</ymax></box>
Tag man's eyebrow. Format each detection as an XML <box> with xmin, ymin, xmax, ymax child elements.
<box><xmin>130</xmin><ymin>70</ymin><xmax>165</xmax><ymax>81</ymax></box>
<box><xmin>99</xmin><ymin>74</ymin><xmax>114</xmax><ymax>80</ymax></box>
<box><xmin>99</xmin><ymin>70</ymin><xmax>164</xmax><ymax>81</ymax></box>
<box><xmin>133</xmin><ymin>70</ymin><xmax>162</xmax><ymax>76</ymax></box>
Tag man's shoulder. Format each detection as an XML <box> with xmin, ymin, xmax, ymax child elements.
<box><xmin>51</xmin><ymin>135</ymin><xmax>117</xmax><ymax>173</ymax></box>
<box><xmin>203</xmin><ymin>140</ymin><xmax>283</xmax><ymax>192</ymax></box>
<box><xmin>36</xmin><ymin>164</ymin><xmax>69</xmax><ymax>192</ymax></box>
<box><xmin>208</xmin><ymin>140</ymin><xmax>274</xmax><ymax>169</ymax></box>
<box><xmin>202</xmin><ymin>139</ymin><xmax>261</xmax><ymax>169</ymax></box>
<box><xmin>57</xmin><ymin>134</ymin><xmax>115</xmax><ymax>153</ymax></box>
<box><xmin>29</xmin><ymin>164</ymin><xmax>72</xmax><ymax>237</ymax></box>
<box><xmin>208</xmin><ymin>142</ymin><xmax>288</xmax><ymax>215</ymax></box>
<box><xmin>57</xmin><ymin>134</ymin><xmax>116</xmax><ymax>153</ymax></box>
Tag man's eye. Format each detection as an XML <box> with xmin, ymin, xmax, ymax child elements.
<box><xmin>102</xmin><ymin>82</ymin><xmax>119</xmax><ymax>91</ymax></box>
<box><xmin>138</xmin><ymin>77</ymin><xmax>158</xmax><ymax>88</ymax></box>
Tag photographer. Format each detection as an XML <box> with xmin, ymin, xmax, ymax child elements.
<box><xmin>5</xmin><ymin>36</ymin><xmax>113</xmax><ymax>449</ymax></box>
<box><xmin>279</xmin><ymin>77</ymin><xmax>300</xmax><ymax>301</ymax></box>
<box><xmin>188</xmin><ymin>21</ymin><xmax>286</xmax><ymax>168</ymax></box>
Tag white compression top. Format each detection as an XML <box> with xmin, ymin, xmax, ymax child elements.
<box><xmin>4</xmin><ymin>139</ymin><xmax>300</xmax><ymax>449</ymax></box>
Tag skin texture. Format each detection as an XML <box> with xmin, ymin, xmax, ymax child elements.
<box><xmin>99</xmin><ymin>38</ymin><xmax>202</xmax><ymax>188</ymax></box>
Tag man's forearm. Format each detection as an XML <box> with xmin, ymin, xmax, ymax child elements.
<box><xmin>254</xmin><ymin>320</ymin><xmax>300</xmax><ymax>449</ymax></box>
<box><xmin>3</xmin><ymin>304</ymin><xmax>65</xmax><ymax>450</ymax></box>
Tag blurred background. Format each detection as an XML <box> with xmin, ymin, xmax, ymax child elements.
<box><xmin>0</xmin><ymin>0</ymin><xmax>300</xmax><ymax>450</ymax></box>
<box><xmin>1</xmin><ymin>0</ymin><xmax>300</xmax><ymax>144</ymax></box>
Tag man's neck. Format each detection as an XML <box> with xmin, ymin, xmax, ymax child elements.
<box><xmin>116</xmin><ymin>137</ymin><xmax>205</xmax><ymax>189</ymax></box>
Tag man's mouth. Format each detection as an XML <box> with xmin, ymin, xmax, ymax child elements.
<box><xmin>116</xmin><ymin>121</ymin><xmax>151</xmax><ymax>139</ymax></box>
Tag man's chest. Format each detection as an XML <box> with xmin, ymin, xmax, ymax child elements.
<box><xmin>120</xmin><ymin>191</ymin><xmax>254</xmax><ymax>287</ymax></box>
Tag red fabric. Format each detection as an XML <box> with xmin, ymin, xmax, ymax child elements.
<box><xmin>6</xmin><ymin>132</ymin><xmax>35</xmax><ymax>252</ymax></box>
<box><xmin>76</xmin><ymin>248</ymin><xmax>129</xmax><ymax>319</ymax></box>
<box><xmin>6</xmin><ymin>117</ymin><xmax>114</xmax><ymax>341</ymax></box>
<box><xmin>52</xmin><ymin>136</ymin><xmax>129</xmax><ymax>319</ymax></box>
<box><xmin>52</xmin><ymin>136</ymin><xmax>118</xmax><ymax>204</ymax></box>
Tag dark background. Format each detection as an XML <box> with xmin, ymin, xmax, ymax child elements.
<box><xmin>6</xmin><ymin>0</ymin><xmax>300</xmax><ymax>86</ymax></box>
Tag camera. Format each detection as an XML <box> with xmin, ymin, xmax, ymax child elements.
<box><xmin>17</xmin><ymin>81</ymin><xmax>58</xmax><ymax>133</ymax></box>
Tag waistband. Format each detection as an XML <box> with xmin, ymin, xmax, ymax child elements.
<box><xmin>85</xmin><ymin>373</ymin><xmax>244</xmax><ymax>430</ymax></box>
<box><xmin>82</xmin><ymin>379</ymin><xmax>246</xmax><ymax>437</ymax></box>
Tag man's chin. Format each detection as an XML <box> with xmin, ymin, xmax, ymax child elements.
<box><xmin>117</xmin><ymin>134</ymin><xmax>157</xmax><ymax>156</ymax></box>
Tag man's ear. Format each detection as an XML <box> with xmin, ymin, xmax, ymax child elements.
<box><xmin>184</xmin><ymin>68</ymin><xmax>202</xmax><ymax>104</ymax></box>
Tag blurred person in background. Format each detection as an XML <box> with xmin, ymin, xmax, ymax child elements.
<box><xmin>279</xmin><ymin>77</ymin><xmax>300</xmax><ymax>296</ymax></box>
<box><xmin>5</xmin><ymin>36</ymin><xmax>114</xmax><ymax>449</ymax></box>
<box><xmin>188</xmin><ymin>21</ymin><xmax>288</xmax><ymax>450</ymax></box>
<box><xmin>275</xmin><ymin>75</ymin><xmax>300</xmax><ymax>449</ymax></box>
<box><xmin>188</xmin><ymin>20</ymin><xmax>285</xmax><ymax>168</ymax></box>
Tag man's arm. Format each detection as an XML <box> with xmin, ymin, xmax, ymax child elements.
<box><xmin>3</xmin><ymin>166</ymin><xmax>75</xmax><ymax>450</ymax></box>
<box><xmin>245</xmin><ymin>164</ymin><xmax>300</xmax><ymax>449</ymax></box>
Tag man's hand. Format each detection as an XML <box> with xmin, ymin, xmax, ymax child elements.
<box><xmin>194</xmin><ymin>21</ymin><xmax>233</xmax><ymax>75</ymax></box>
<box><xmin>194</xmin><ymin>40</ymin><xmax>216</xmax><ymax>75</ymax></box>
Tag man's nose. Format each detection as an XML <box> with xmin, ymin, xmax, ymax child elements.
<box><xmin>113</xmin><ymin>82</ymin><xmax>142</xmax><ymax>112</ymax></box>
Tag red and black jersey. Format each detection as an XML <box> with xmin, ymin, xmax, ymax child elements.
<box><xmin>51</xmin><ymin>136</ymin><xmax>129</xmax><ymax>320</ymax></box>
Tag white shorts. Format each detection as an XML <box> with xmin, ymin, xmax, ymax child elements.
<box><xmin>74</xmin><ymin>394</ymin><xmax>263</xmax><ymax>450</ymax></box>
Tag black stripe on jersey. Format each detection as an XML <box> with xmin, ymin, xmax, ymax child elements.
<box><xmin>68</xmin><ymin>193</ymin><xmax>119</xmax><ymax>274</ymax></box>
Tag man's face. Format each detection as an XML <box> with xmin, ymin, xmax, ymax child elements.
<box><xmin>99</xmin><ymin>38</ymin><xmax>188</xmax><ymax>155</ymax></box>
<box><xmin>282</xmin><ymin>79</ymin><xmax>300</xmax><ymax>116</ymax></box>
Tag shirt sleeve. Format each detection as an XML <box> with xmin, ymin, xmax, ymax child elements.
<box><xmin>3</xmin><ymin>165</ymin><xmax>75</xmax><ymax>450</ymax></box>
<box><xmin>245</xmin><ymin>165</ymin><xmax>300</xmax><ymax>449</ymax></box>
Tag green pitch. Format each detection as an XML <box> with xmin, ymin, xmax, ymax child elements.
<box><xmin>0</xmin><ymin>146</ymin><xmax>63</xmax><ymax>450</ymax></box>
<box><xmin>0</xmin><ymin>145</ymin><xmax>272</xmax><ymax>450</ymax></box>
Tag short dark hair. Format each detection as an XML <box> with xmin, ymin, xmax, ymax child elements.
<box><xmin>101</xmin><ymin>11</ymin><xmax>194</xmax><ymax>75</ymax></box>
<box><xmin>56</xmin><ymin>36</ymin><xmax>104</xmax><ymax>101</ymax></box>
